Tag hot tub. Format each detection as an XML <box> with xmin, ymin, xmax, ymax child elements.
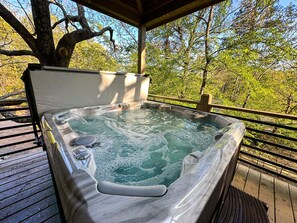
<box><xmin>41</xmin><ymin>101</ymin><xmax>245</xmax><ymax>223</ymax></box>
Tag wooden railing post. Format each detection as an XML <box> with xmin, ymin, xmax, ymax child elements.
<box><xmin>196</xmin><ymin>94</ymin><xmax>212</xmax><ymax>112</ymax></box>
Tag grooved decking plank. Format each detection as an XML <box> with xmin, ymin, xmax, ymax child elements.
<box><xmin>259</xmin><ymin>173</ymin><xmax>275</xmax><ymax>223</ymax></box>
<box><xmin>289</xmin><ymin>184</ymin><xmax>297</xmax><ymax>223</ymax></box>
<box><xmin>43</xmin><ymin>213</ymin><xmax>63</xmax><ymax>223</ymax></box>
<box><xmin>243</xmin><ymin>167</ymin><xmax>261</xmax><ymax>198</ymax></box>
<box><xmin>20</xmin><ymin>203</ymin><xmax>60</xmax><ymax>223</ymax></box>
<box><xmin>0</xmin><ymin>179</ymin><xmax>53</xmax><ymax>210</ymax></box>
<box><xmin>0</xmin><ymin>154</ymin><xmax>48</xmax><ymax>177</ymax></box>
<box><xmin>0</xmin><ymin>172</ymin><xmax>52</xmax><ymax>201</ymax></box>
<box><xmin>0</xmin><ymin>194</ymin><xmax>58</xmax><ymax>223</ymax></box>
<box><xmin>0</xmin><ymin>186</ymin><xmax>56</xmax><ymax>220</ymax></box>
<box><xmin>0</xmin><ymin>149</ymin><xmax>62</xmax><ymax>223</ymax></box>
<box><xmin>0</xmin><ymin>155</ymin><xmax>47</xmax><ymax>176</ymax></box>
<box><xmin>231</xmin><ymin>164</ymin><xmax>249</xmax><ymax>190</ymax></box>
<box><xmin>0</xmin><ymin>167</ymin><xmax>50</xmax><ymax>193</ymax></box>
<box><xmin>0</xmin><ymin>160</ymin><xmax>49</xmax><ymax>184</ymax></box>
<box><xmin>0</xmin><ymin>151</ymin><xmax>45</xmax><ymax>170</ymax></box>
<box><xmin>275</xmin><ymin>178</ymin><xmax>294</xmax><ymax>223</ymax></box>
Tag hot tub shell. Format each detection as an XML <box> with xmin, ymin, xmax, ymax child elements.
<box><xmin>41</xmin><ymin>101</ymin><xmax>244</xmax><ymax>223</ymax></box>
<box><xmin>22</xmin><ymin>66</ymin><xmax>245</xmax><ymax>222</ymax></box>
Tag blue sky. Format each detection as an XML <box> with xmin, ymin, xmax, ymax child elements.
<box><xmin>279</xmin><ymin>0</ymin><xmax>296</xmax><ymax>6</ymax></box>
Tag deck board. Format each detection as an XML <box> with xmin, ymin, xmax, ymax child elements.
<box><xmin>259</xmin><ymin>173</ymin><xmax>275</xmax><ymax>223</ymax></box>
<box><xmin>0</xmin><ymin>151</ymin><xmax>62</xmax><ymax>223</ymax></box>
<box><xmin>231</xmin><ymin>162</ymin><xmax>249</xmax><ymax>190</ymax></box>
<box><xmin>0</xmin><ymin>180</ymin><xmax>53</xmax><ymax>210</ymax></box>
<box><xmin>0</xmin><ymin>186</ymin><xmax>56</xmax><ymax>219</ymax></box>
<box><xmin>1</xmin><ymin>195</ymin><xmax>58</xmax><ymax>223</ymax></box>
<box><xmin>289</xmin><ymin>184</ymin><xmax>297</xmax><ymax>222</ymax></box>
<box><xmin>0</xmin><ymin>167</ymin><xmax>51</xmax><ymax>193</ymax></box>
<box><xmin>0</xmin><ymin>158</ymin><xmax>48</xmax><ymax>179</ymax></box>
<box><xmin>0</xmin><ymin>162</ymin><xmax>49</xmax><ymax>185</ymax></box>
<box><xmin>0</xmin><ymin>151</ymin><xmax>45</xmax><ymax>170</ymax></box>
<box><xmin>244</xmin><ymin>167</ymin><xmax>261</xmax><ymax>198</ymax></box>
<box><xmin>275</xmin><ymin>178</ymin><xmax>295</xmax><ymax>223</ymax></box>
<box><xmin>20</xmin><ymin>203</ymin><xmax>60</xmax><ymax>223</ymax></box>
<box><xmin>44</xmin><ymin>213</ymin><xmax>63</xmax><ymax>223</ymax></box>
<box><xmin>1</xmin><ymin>151</ymin><xmax>297</xmax><ymax>223</ymax></box>
<box><xmin>232</xmin><ymin>163</ymin><xmax>297</xmax><ymax>223</ymax></box>
<box><xmin>0</xmin><ymin>173</ymin><xmax>52</xmax><ymax>201</ymax></box>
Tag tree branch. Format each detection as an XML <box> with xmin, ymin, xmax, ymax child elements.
<box><xmin>0</xmin><ymin>60</ymin><xmax>28</xmax><ymax>67</ymax></box>
<box><xmin>50</xmin><ymin>0</ymin><xmax>69</xmax><ymax>30</ymax></box>
<box><xmin>94</xmin><ymin>26</ymin><xmax>115</xmax><ymax>49</ymax></box>
<box><xmin>51</xmin><ymin>16</ymin><xmax>80</xmax><ymax>30</ymax></box>
<box><xmin>119</xmin><ymin>22</ymin><xmax>137</xmax><ymax>44</ymax></box>
<box><xmin>0</xmin><ymin>3</ymin><xmax>37</xmax><ymax>52</ymax></box>
<box><xmin>77</xmin><ymin>4</ymin><xmax>90</xmax><ymax>30</ymax></box>
<box><xmin>0</xmin><ymin>90</ymin><xmax>25</xmax><ymax>99</ymax></box>
<box><xmin>50</xmin><ymin>1</ymin><xmax>81</xmax><ymax>31</ymax></box>
<box><xmin>53</xmin><ymin>25</ymin><xmax>115</xmax><ymax>67</ymax></box>
<box><xmin>194</xmin><ymin>15</ymin><xmax>208</xmax><ymax>25</ymax></box>
<box><xmin>16</xmin><ymin>0</ymin><xmax>35</xmax><ymax>33</ymax></box>
<box><xmin>0</xmin><ymin>34</ymin><xmax>13</xmax><ymax>47</ymax></box>
<box><xmin>0</xmin><ymin>49</ymin><xmax>34</xmax><ymax>56</ymax></box>
<box><xmin>52</xmin><ymin>18</ymin><xmax>67</xmax><ymax>29</ymax></box>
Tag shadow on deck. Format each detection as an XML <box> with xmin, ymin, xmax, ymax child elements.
<box><xmin>0</xmin><ymin>151</ymin><xmax>62</xmax><ymax>223</ymax></box>
<box><xmin>0</xmin><ymin>151</ymin><xmax>296</xmax><ymax>223</ymax></box>
<box><xmin>232</xmin><ymin>164</ymin><xmax>297</xmax><ymax>223</ymax></box>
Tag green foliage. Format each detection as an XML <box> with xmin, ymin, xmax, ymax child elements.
<box><xmin>1</xmin><ymin>0</ymin><xmax>296</xmax><ymax>118</ymax></box>
<box><xmin>146</xmin><ymin>0</ymin><xmax>297</xmax><ymax>115</ymax></box>
<box><xmin>0</xmin><ymin>15</ymin><xmax>120</xmax><ymax>95</ymax></box>
<box><xmin>0</xmin><ymin>18</ymin><xmax>38</xmax><ymax>95</ymax></box>
<box><xmin>69</xmin><ymin>40</ymin><xmax>119</xmax><ymax>71</ymax></box>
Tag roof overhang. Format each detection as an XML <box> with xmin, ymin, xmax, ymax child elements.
<box><xmin>72</xmin><ymin>0</ymin><xmax>224</xmax><ymax>30</ymax></box>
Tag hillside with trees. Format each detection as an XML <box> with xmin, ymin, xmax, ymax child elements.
<box><xmin>143</xmin><ymin>0</ymin><xmax>297</xmax><ymax>116</ymax></box>
<box><xmin>0</xmin><ymin>0</ymin><xmax>296</xmax><ymax>116</ymax></box>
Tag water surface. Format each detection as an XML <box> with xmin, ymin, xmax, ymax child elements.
<box><xmin>69</xmin><ymin>108</ymin><xmax>220</xmax><ymax>187</ymax></box>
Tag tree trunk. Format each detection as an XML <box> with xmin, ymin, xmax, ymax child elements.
<box><xmin>200</xmin><ymin>68</ymin><xmax>208</xmax><ymax>95</ymax></box>
<box><xmin>0</xmin><ymin>1</ymin><xmax>115</xmax><ymax>68</ymax></box>
<box><xmin>31</xmin><ymin>0</ymin><xmax>55</xmax><ymax>65</ymax></box>
<box><xmin>199</xmin><ymin>6</ymin><xmax>214</xmax><ymax>95</ymax></box>
<box><xmin>220</xmin><ymin>79</ymin><xmax>231</xmax><ymax>93</ymax></box>
<box><xmin>242</xmin><ymin>91</ymin><xmax>251</xmax><ymax>108</ymax></box>
<box><xmin>230</xmin><ymin>76</ymin><xmax>240</xmax><ymax>101</ymax></box>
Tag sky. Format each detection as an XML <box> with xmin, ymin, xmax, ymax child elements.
<box><xmin>279</xmin><ymin>0</ymin><xmax>296</xmax><ymax>6</ymax></box>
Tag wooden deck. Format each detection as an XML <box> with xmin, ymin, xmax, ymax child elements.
<box><xmin>0</xmin><ymin>151</ymin><xmax>296</xmax><ymax>223</ymax></box>
<box><xmin>232</xmin><ymin>163</ymin><xmax>297</xmax><ymax>223</ymax></box>
<box><xmin>0</xmin><ymin>151</ymin><xmax>62</xmax><ymax>223</ymax></box>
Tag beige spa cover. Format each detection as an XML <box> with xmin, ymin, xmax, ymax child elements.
<box><xmin>28</xmin><ymin>67</ymin><xmax>150</xmax><ymax>117</ymax></box>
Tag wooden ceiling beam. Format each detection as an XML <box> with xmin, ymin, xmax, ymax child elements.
<box><xmin>72</xmin><ymin>0</ymin><xmax>224</xmax><ymax>31</ymax></box>
<box><xmin>144</xmin><ymin>0</ymin><xmax>224</xmax><ymax>30</ymax></box>
<box><xmin>110</xmin><ymin>0</ymin><xmax>140</xmax><ymax>15</ymax></box>
<box><xmin>142</xmin><ymin>0</ymin><xmax>175</xmax><ymax>15</ymax></box>
<box><xmin>136</xmin><ymin>0</ymin><xmax>143</xmax><ymax>14</ymax></box>
<box><xmin>73</xmin><ymin>0</ymin><xmax>141</xmax><ymax>27</ymax></box>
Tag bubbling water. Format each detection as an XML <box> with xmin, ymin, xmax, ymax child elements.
<box><xmin>69</xmin><ymin>108</ymin><xmax>220</xmax><ymax>187</ymax></box>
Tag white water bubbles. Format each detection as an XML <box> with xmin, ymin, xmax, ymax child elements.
<box><xmin>68</xmin><ymin>108</ymin><xmax>220</xmax><ymax>187</ymax></box>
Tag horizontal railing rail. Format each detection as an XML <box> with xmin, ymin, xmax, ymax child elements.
<box><xmin>210</xmin><ymin>103</ymin><xmax>297</xmax><ymax>120</ymax></box>
<box><xmin>148</xmin><ymin>94</ymin><xmax>297</xmax><ymax>184</ymax></box>
<box><xmin>0</xmin><ymin>99</ymin><xmax>27</xmax><ymax>106</ymax></box>
<box><xmin>148</xmin><ymin>94</ymin><xmax>200</xmax><ymax>105</ymax></box>
<box><xmin>245</xmin><ymin>127</ymin><xmax>297</xmax><ymax>142</ymax></box>
<box><xmin>0</xmin><ymin>98</ymin><xmax>42</xmax><ymax>158</ymax></box>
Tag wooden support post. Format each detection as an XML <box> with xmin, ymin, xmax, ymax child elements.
<box><xmin>197</xmin><ymin>94</ymin><xmax>213</xmax><ymax>112</ymax></box>
<box><xmin>138</xmin><ymin>25</ymin><xmax>146</xmax><ymax>74</ymax></box>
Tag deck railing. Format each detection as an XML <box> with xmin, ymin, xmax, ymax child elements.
<box><xmin>0</xmin><ymin>97</ymin><xmax>41</xmax><ymax>158</ymax></box>
<box><xmin>148</xmin><ymin>94</ymin><xmax>297</xmax><ymax>184</ymax></box>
